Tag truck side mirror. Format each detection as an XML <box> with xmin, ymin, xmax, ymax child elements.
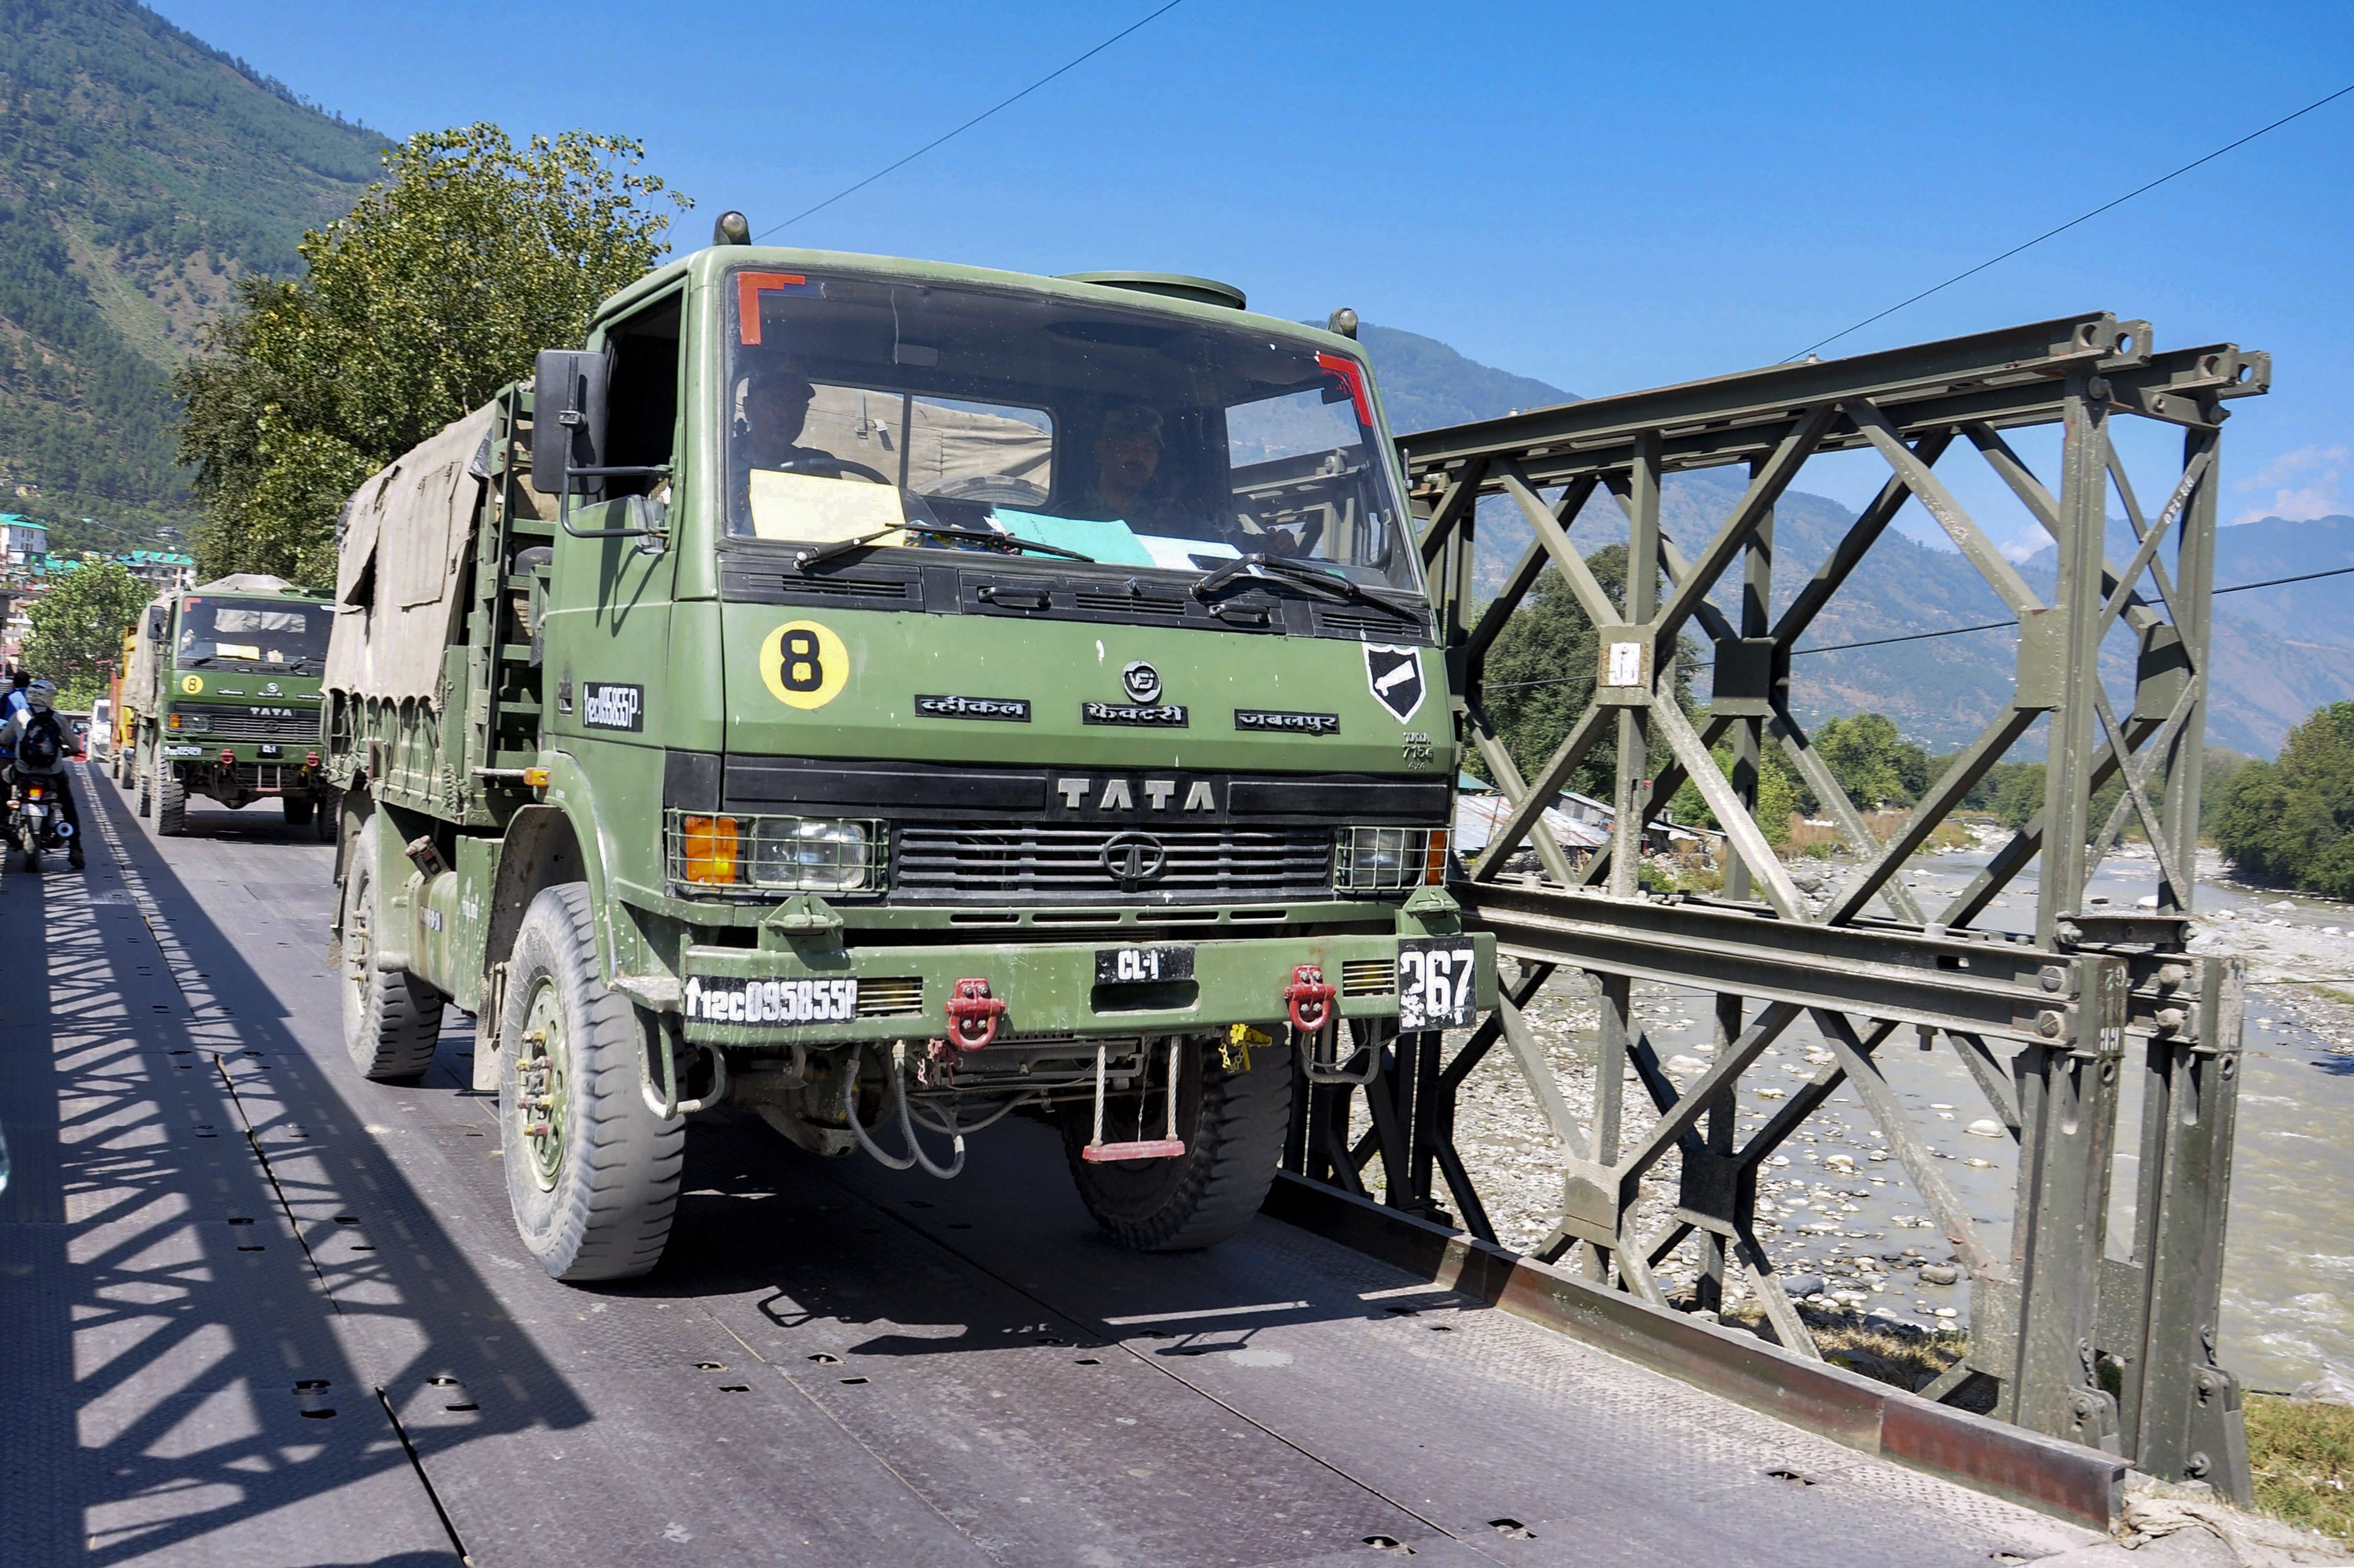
<box><xmin>147</xmin><ymin>606</ymin><xmax>167</xmax><ymax>641</ymax></box>
<box><xmin>531</xmin><ymin>349</ymin><xmax>609</xmax><ymax>498</ymax></box>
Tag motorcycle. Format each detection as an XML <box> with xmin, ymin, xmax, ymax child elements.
<box><xmin>10</xmin><ymin>776</ymin><xmax>76</xmax><ymax>872</ymax></box>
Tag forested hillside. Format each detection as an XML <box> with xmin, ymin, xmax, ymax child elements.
<box><xmin>0</xmin><ymin>0</ymin><xmax>384</xmax><ymax>542</ymax></box>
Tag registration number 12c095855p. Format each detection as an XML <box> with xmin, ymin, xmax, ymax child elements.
<box><xmin>682</xmin><ymin>975</ymin><xmax>858</xmax><ymax>1025</ymax></box>
<box><xmin>1396</xmin><ymin>939</ymin><xmax>1478</xmax><ymax>1031</ymax></box>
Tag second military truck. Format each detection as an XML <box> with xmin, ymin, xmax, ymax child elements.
<box><xmin>120</xmin><ymin>573</ymin><xmax>338</xmax><ymax>837</ymax></box>
<box><xmin>324</xmin><ymin>232</ymin><xmax>1493</xmax><ymax>1282</ymax></box>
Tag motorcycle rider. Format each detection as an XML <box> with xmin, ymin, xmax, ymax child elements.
<box><xmin>6</xmin><ymin>679</ymin><xmax>84</xmax><ymax>868</ymax></box>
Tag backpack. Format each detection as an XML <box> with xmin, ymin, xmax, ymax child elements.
<box><xmin>18</xmin><ymin>710</ymin><xmax>61</xmax><ymax>770</ymax></box>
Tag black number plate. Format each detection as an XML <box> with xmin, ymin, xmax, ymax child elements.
<box><xmin>1095</xmin><ymin>945</ymin><xmax>1196</xmax><ymax>985</ymax></box>
<box><xmin>1397</xmin><ymin>939</ymin><xmax>1479</xmax><ymax>1030</ymax></box>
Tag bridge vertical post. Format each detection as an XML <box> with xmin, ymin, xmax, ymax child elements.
<box><xmin>2038</xmin><ymin>374</ymin><xmax>2111</xmax><ymax>949</ymax></box>
<box><xmin>2160</xmin><ymin>423</ymin><xmax>2221</xmax><ymax>912</ymax></box>
<box><xmin>2128</xmin><ymin>960</ymin><xmax>2251</xmax><ymax>1500</ymax></box>
<box><xmin>2000</xmin><ymin>955</ymin><xmax>2127</xmax><ymax>1447</ymax></box>
<box><xmin>1609</xmin><ymin>434</ymin><xmax>1659</xmax><ymax>899</ymax></box>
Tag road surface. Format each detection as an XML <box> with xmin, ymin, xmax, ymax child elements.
<box><xmin>0</xmin><ymin>761</ymin><xmax>2114</xmax><ymax>1567</ymax></box>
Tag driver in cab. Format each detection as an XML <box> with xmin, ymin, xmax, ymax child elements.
<box><xmin>730</xmin><ymin>364</ymin><xmax>834</xmax><ymax>517</ymax></box>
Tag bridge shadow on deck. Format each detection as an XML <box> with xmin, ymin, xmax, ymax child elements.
<box><xmin>0</xmin><ymin>764</ymin><xmax>588</xmax><ymax>1567</ymax></box>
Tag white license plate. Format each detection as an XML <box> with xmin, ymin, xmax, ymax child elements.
<box><xmin>1095</xmin><ymin>945</ymin><xmax>1195</xmax><ymax>984</ymax></box>
<box><xmin>682</xmin><ymin>975</ymin><xmax>858</xmax><ymax>1025</ymax></box>
<box><xmin>1397</xmin><ymin>939</ymin><xmax>1479</xmax><ymax>1030</ymax></box>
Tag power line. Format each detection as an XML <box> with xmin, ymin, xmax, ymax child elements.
<box><xmin>1785</xmin><ymin>80</ymin><xmax>2354</xmax><ymax>362</ymax></box>
<box><xmin>1790</xmin><ymin>563</ymin><xmax>2354</xmax><ymax>657</ymax></box>
<box><xmin>755</xmin><ymin>1</ymin><xmax>1186</xmax><ymax>241</ymax></box>
<box><xmin>1475</xmin><ymin>564</ymin><xmax>2354</xmax><ymax>687</ymax></box>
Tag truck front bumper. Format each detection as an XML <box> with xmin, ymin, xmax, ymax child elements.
<box><xmin>671</xmin><ymin>929</ymin><xmax>1496</xmax><ymax>1046</ymax></box>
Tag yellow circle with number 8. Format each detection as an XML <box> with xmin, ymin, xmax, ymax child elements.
<box><xmin>759</xmin><ymin>619</ymin><xmax>849</xmax><ymax>709</ymax></box>
<box><xmin>180</xmin><ymin>674</ymin><xmax>204</xmax><ymax>695</ymax></box>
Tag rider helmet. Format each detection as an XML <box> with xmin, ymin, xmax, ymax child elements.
<box><xmin>25</xmin><ymin>679</ymin><xmax>55</xmax><ymax>712</ymax></box>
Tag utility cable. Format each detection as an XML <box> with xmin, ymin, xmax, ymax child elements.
<box><xmin>1790</xmin><ymin>563</ymin><xmax>2354</xmax><ymax>658</ymax></box>
<box><xmin>756</xmin><ymin>0</ymin><xmax>1185</xmax><ymax>239</ymax></box>
<box><xmin>1473</xmin><ymin>564</ymin><xmax>2354</xmax><ymax>688</ymax></box>
<box><xmin>1785</xmin><ymin>80</ymin><xmax>2354</xmax><ymax>362</ymax></box>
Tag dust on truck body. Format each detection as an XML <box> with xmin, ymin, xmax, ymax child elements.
<box><xmin>324</xmin><ymin>241</ymin><xmax>1493</xmax><ymax>1281</ymax></box>
<box><xmin>119</xmin><ymin>573</ymin><xmax>337</xmax><ymax>837</ymax></box>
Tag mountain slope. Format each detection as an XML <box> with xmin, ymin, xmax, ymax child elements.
<box><xmin>0</xmin><ymin>0</ymin><xmax>385</xmax><ymax>538</ymax></box>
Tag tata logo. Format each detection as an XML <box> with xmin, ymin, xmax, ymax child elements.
<box><xmin>1100</xmin><ymin>832</ymin><xmax>1168</xmax><ymax>889</ymax></box>
<box><xmin>1055</xmin><ymin>777</ymin><xmax>1217</xmax><ymax>812</ymax></box>
<box><xmin>246</xmin><ymin>706</ymin><xmax>295</xmax><ymax>717</ymax></box>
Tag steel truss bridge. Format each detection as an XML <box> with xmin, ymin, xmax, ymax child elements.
<box><xmin>1284</xmin><ymin>311</ymin><xmax>2269</xmax><ymax>1505</ymax></box>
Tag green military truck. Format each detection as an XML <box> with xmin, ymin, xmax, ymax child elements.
<box><xmin>324</xmin><ymin>229</ymin><xmax>1493</xmax><ymax>1282</ymax></box>
<box><xmin>120</xmin><ymin>573</ymin><xmax>338</xmax><ymax>838</ymax></box>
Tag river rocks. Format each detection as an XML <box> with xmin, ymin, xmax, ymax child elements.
<box><xmin>1964</xmin><ymin>1119</ymin><xmax>2005</xmax><ymax>1138</ymax></box>
<box><xmin>1779</xmin><ymin>1273</ymin><xmax>1826</xmax><ymax>1298</ymax></box>
<box><xmin>2293</xmin><ymin>1366</ymin><xmax>2354</xmax><ymax>1407</ymax></box>
<box><xmin>1918</xmin><ymin>1264</ymin><xmax>1961</xmax><ymax>1285</ymax></box>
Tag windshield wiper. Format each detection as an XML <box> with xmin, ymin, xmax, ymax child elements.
<box><xmin>1193</xmin><ymin>554</ymin><xmax>1419</xmax><ymax>620</ymax></box>
<box><xmin>793</xmin><ymin>522</ymin><xmax>1095</xmax><ymax>573</ymax></box>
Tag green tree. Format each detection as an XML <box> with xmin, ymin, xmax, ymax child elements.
<box><xmin>1811</xmin><ymin>712</ymin><xmax>1929</xmax><ymax>811</ymax></box>
<box><xmin>22</xmin><ymin>561</ymin><xmax>152</xmax><ymax>708</ymax></box>
<box><xmin>1667</xmin><ymin>741</ymin><xmax>1800</xmax><ymax>848</ymax></box>
<box><xmin>175</xmin><ymin>123</ymin><xmax>689</xmax><ymax>586</ymax></box>
<box><xmin>2217</xmin><ymin>703</ymin><xmax>2354</xmax><ymax>897</ymax></box>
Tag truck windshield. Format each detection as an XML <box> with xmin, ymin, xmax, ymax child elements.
<box><xmin>178</xmin><ymin>597</ymin><xmax>331</xmax><ymax>669</ymax></box>
<box><xmin>725</xmin><ymin>270</ymin><xmax>1420</xmax><ymax>592</ymax></box>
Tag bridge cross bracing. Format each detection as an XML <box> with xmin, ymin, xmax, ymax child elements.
<box><xmin>1281</xmin><ymin>313</ymin><xmax>2269</xmax><ymax>1504</ymax></box>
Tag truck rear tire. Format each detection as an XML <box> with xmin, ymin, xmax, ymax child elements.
<box><xmin>1061</xmin><ymin>1034</ymin><xmax>1294</xmax><ymax>1252</ymax></box>
<box><xmin>339</xmin><ymin>811</ymin><xmax>444</xmax><ymax>1082</ymax></box>
<box><xmin>135</xmin><ymin>742</ymin><xmax>152</xmax><ymax>817</ymax></box>
<box><xmin>500</xmin><ymin>883</ymin><xmax>685</xmax><ymax>1282</ymax></box>
<box><xmin>313</xmin><ymin>789</ymin><xmax>339</xmax><ymax>843</ymax></box>
<box><xmin>153</xmin><ymin>752</ymin><xmax>185</xmax><ymax>837</ymax></box>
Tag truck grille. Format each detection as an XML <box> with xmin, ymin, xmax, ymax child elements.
<box><xmin>171</xmin><ymin>710</ymin><xmax>314</xmax><ymax>740</ymax></box>
<box><xmin>894</xmin><ymin>824</ymin><xmax>1333</xmax><ymax>902</ymax></box>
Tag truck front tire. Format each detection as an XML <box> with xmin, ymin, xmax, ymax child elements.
<box><xmin>152</xmin><ymin>751</ymin><xmax>185</xmax><ymax>837</ymax></box>
<box><xmin>1061</xmin><ymin>1034</ymin><xmax>1294</xmax><ymax>1252</ymax></box>
<box><xmin>500</xmin><ymin>883</ymin><xmax>684</xmax><ymax>1282</ymax></box>
<box><xmin>339</xmin><ymin>811</ymin><xmax>444</xmax><ymax>1082</ymax></box>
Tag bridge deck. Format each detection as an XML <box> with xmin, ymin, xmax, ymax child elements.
<box><xmin>1</xmin><ymin>763</ymin><xmax>2115</xmax><ymax>1567</ymax></box>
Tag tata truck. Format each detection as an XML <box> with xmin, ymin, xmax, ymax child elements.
<box><xmin>121</xmin><ymin>574</ymin><xmax>337</xmax><ymax>838</ymax></box>
<box><xmin>323</xmin><ymin>230</ymin><xmax>1492</xmax><ymax>1282</ymax></box>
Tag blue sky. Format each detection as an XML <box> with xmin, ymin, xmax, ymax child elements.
<box><xmin>155</xmin><ymin>0</ymin><xmax>2354</xmax><ymax>556</ymax></box>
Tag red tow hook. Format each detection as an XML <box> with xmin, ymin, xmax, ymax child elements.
<box><xmin>1284</xmin><ymin>964</ymin><xmax>1336</xmax><ymax>1033</ymax></box>
<box><xmin>944</xmin><ymin>977</ymin><xmax>1006</xmax><ymax>1051</ymax></box>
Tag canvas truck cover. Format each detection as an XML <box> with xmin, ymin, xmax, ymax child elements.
<box><xmin>122</xmin><ymin>590</ymin><xmax>175</xmax><ymax>717</ymax></box>
<box><xmin>325</xmin><ymin>404</ymin><xmax>498</xmax><ymax>708</ymax></box>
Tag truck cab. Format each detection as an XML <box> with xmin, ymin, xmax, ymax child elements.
<box><xmin>327</xmin><ymin>243</ymin><xmax>1494</xmax><ymax>1281</ymax></box>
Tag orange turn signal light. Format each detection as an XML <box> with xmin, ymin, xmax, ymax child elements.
<box><xmin>681</xmin><ymin>814</ymin><xmax>740</xmax><ymax>885</ymax></box>
<box><xmin>1424</xmin><ymin>829</ymin><xmax>1451</xmax><ymax>885</ymax></box>
<box><xmin>522</xmin><ymin>767</ymin><xmax>549</xmax><ymax>788</ymax></box>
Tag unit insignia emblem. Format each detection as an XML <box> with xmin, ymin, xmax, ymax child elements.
<box><xmin>1363</xmin><ymin>644</ymin><xmax>1426</xmax><ymax>723</ymax></box>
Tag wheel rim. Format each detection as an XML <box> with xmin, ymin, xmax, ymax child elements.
<box><xmin>341</xmin><ymin>850</ymin><xmax>372</xmax><ymax>1034</ymax></box>
<box><xmin>516</xmin><ymin>980</ymin><xmax>569</xmax><ymax>1191</ymax></box>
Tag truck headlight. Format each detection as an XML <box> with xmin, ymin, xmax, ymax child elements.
<box><xmin>751</xmin><ymin>817</ymin><xmax>873</xmax><ymax>892</ymax></box>
<box><xmin>1335</xmin><ymin>826</ymin><xmax>1448</xmax><ymax>893</ymax></box>
<box><xmin>668</xmin><ymin>811</ymin><xmax>884</xmax><ymax>895</ymax></box>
